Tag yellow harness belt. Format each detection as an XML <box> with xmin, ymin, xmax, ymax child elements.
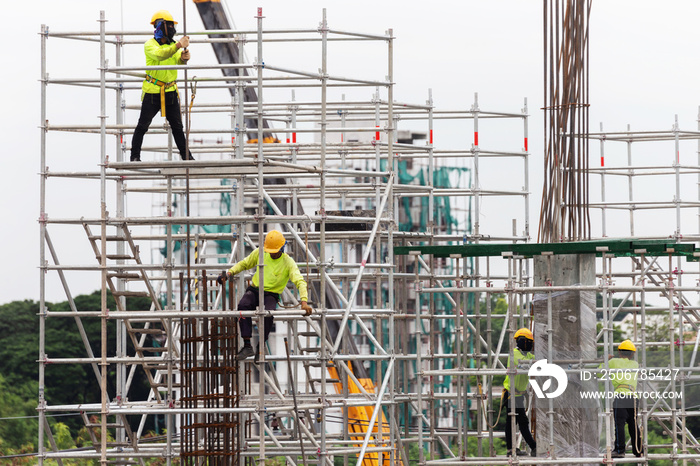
<box><xmin>617</xmin><ymin>383</ymin><xmax>636</xmax><ymax>393</ymax></box>
<box><xmin>145</xmin><ymin>75</ymin><xmax>177</xmax><ymax>117</ymax></box>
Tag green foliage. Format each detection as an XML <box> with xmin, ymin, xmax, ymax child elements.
<box><xmin>53</xmin><ymin>422</ymin><xmax>76</xmax><ymax>451</ymax></box>
<box><xmin>0</xmin><ymin>292</ymin><xmax>154</xmax><ymax>454</ymax></box>
<box><xmin>0</xmin><ymin>374</ymin><xmax>39</xmax><ymax>452</ymax></box>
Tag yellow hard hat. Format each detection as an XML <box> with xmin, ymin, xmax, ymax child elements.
<box><xmin>514</xmin><ymin>327</ymin><xmax>534</xmax><ymax>341</ymax></box>
<box><xmin>618</xmin><ymin>340</ymin><xmax>636</xmax><ymax>352</ymax></box>
<box><xmin>151</xmin><ymin>10</ymin><xmax>177</xmax><ymax>25</ymax></box>
<box><xmin>264</xmin><ymin>230</ymin><xmax>286</xmax><ymax>253</ymax></box>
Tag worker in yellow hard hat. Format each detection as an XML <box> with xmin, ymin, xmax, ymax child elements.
<box><xmin>503</xmin><ymin>327</ymin><xmax>537</xmax><ymax>457</ymax></box>
<box><xmin>130</xmin><ymin>10</ymin><xmax>194</xmax><ymax>162</ymax></box>
<box><xmin>599</xmin><ymin>339</ymin><xmax>642</xmax><ymax>458</ymax></box>
<box><xmin>219</xmin><ymin>230</ymin><xmax>313</xmax><ymax>361</ymax></box>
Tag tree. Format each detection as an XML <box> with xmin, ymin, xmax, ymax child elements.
<box><xmin>0</xmin><ymin>291</ymin><xmax>154</xmax><ymax>451</ymax></box>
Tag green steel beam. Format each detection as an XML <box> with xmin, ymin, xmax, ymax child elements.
<box><xmin>395</xmin><ymin>238</ymin><xmax>700</xmax><ymax>261</ymax></box>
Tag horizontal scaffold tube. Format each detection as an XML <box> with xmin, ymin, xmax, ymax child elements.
<box><xmin>420</xmin><ymin>284</ymin><xmax>700</xmax><ymax>293</ymax></box>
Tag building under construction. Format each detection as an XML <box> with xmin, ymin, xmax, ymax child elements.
<box><xmin>37</xmin><ymin>3</ymin><xmax>700</xmax><ymax>465</ymax></box>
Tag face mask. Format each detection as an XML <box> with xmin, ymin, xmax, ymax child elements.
<box><xmin>154</xmin><ymin>20</ymin><xmax>166</xmax><ymax>41</ymax></box>
<box><xmin>166</xmin><ymin>22</ymin><xmax>177</xmax><ymax>41</ymax></box>
<box><xmin>517</xmin><ymin>337</ymin><xmax>533</xmax><ymax>352</ymax></box>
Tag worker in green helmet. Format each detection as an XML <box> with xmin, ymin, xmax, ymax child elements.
<box><xmin>503</xmin><ymin>327</ymin><xmax>537</xmax><ymax>457</ymax></box>
<box><xmin>599</xmin><ymin>339</ymin><xmax>642</xmax><ymax>458</ymax></box>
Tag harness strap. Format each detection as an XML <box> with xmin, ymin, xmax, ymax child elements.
<box><xmin>146</xmin><ymin>75</ymin><xmax>177</xmax><ymax>117</ymax></box>
<box><xmin>617</xmin><ymin>383</ymin><xmax>636</xmax><ymax>392</ymax></box>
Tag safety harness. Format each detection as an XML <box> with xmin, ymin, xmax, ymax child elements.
<box><xmin>616</xmin><ymin>383</ymin><xmax>636</xmax><ymax>393</ymax></box>
<box><xmin>145</xmin><ymin>75</ymin><xmax>178</xmax><ymax>117</ymax></box>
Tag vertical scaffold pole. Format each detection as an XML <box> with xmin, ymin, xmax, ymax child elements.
<box><xmin>427</xmin><ymin>89</ymin><xmax>434</xmax><ymax>237</ymax></box>
<box><xmin>99</xmin><ymin>10</ymin><xmax>109</xmax><ymax>465</ymax></box>
<box><xmin>674</xmin><ymin>115</ymin><xmax>682</xmax><ymax>240</ymax></box>
<box><xmin>386</xmin><ymin>26</ymin><xmax>397</xmax><ymax>466</ymax></box>
<box><xmin>255</xmin><ymin>8</ymin><xmax>266</xmax><ymax>465</ymax></box>
<box><xmin>472</xmin><ymin>92</ymin><xmax>480</xmax><ymax>242</ymax></box>
<box><xmin>485</xmin><ymin>257</ymin><xmax>494</xmax><ymax>455</ymax></box>
<box><xmin>523</xmin><ymin>97</ymin><xmax>531</xmax><ymax>241</ymax></box>
<box><xmin>38</xmin><ymin>22</ymin><xmax>48</xmax><ymax>466</ymax></box>
<box><xmin>113</xmin><ymin>29</ymin><xmax>128</xmax><ymax>451</ymax></box>
<box><xmin>601</xmin><ymin>252</ymin><xmax>613</xmax><ymax>460</ymax></box>
<box><xmin>411</xmin><ymin>251</ymin><xmax>424</xmax><ymax>465</ymax></box>
<box><xmin>473</xmin><ymin>93</ymin><xmax>483</xmax><ymax>457</ymax></box>
<box><xmin>320</xmin><ymin>9</ymin><xmax>329</xmax><ymax>466</ymax></box>
<box><xmin>545</xmin><ymin>253</ymin><xmax>554</xmax><ymax>456</ymax></box>
<box><xmin>640</xmin><ymin>253</ymin><xmax>648</xmax><ymax>462</ymax></box>
<box><xmin>599</xmin><ymin>122</ymin><xmax>607</xmax><ymax>237</ymax></box>
<box><xmin>668</xmin><ymin>252</ymin><xmax>679</xmax><ymax>466</ymax></box>
<box><xmin>506</xmin><ymin>254</ymin><xmax>516</xmax><ymax>460</ymax></box>
<box><xmin>626</xmin><ymin>124</ymin><xmax>635</xmax><ymax>236</ymax></box>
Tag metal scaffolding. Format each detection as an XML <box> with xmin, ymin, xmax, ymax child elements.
<box><xmin>37</xmin><ymin>8</ymin><xmax>700</xmax><ymax>466</ymax></box>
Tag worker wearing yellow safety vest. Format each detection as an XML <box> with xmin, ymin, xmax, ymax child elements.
<box><xmin>130</xmin><ymin>10</ymin><xmax>194</xmax><ymax>162</ymax></box>
<box><xmin>599</xmin><ymin>339</ymin><xmax>642</xmax><ymax>458</ymax></box>
<box><xmin>218</xmin><ymin>231</ymin><xmax>313</xmax><ymax>362</ymax></box>
<box><xmin>503</xmin><ymin>327</ymin><xmax>537</xmax><ymax>457</ymax></box>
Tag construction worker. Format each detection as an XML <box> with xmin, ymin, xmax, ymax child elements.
<box><xmin>600</xmin><ymin>339</ymin><xmax>641</xmax><ymax>458</ymax></box>
<box><xmin>130</xmin><ymin>10</ymin><xmax>194</xmax><ymax>162</ymax></box>
<box><xmin>219</xmin><ymin>230</ymin><xmax>313</xmax><ymax>361</ymax></box>
<box><xmin>503</xmin><ymin>327</ymin><xmax>537</xmax><ymax>457</ymax></box>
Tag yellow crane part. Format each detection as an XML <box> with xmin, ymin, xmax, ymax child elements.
<box><xmin>246</xmin><ymin>136</ymin><xmax>281</xmax><ymax>144</ymax></box>
<box><xmin>328</xmin><ymin>362</ymin><xmax>401</xmax><ymax>466</ymax></box>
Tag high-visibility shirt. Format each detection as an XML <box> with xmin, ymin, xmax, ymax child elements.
<box><xmin>504</xmin><ymin>348</ymin><xmax>534</xmax><ymax>395</ymax></box>
<box><xmin>228</xmin><ymin>248</ymin><xmax>308</xmax><ymax>302</ymax></box>
<box><xmin>598</xmin><ymin>357</ymin><xmax>639</xmax><ymax>394</ymax></box>
<box><xmin>142</xmin><ymin>38</ymin><xmax>182</xmax><ymax>98</ymax></box>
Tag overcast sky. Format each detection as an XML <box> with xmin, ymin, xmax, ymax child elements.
<box><xmin>3</xmin><ymin>1</ymin><xmax>700</xmax><ymax>304</ymax></box>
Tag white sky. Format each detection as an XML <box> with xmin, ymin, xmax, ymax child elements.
<box><xmin>3</xmin><ymin>1</ymin><xmax>700</xmax><ymax>304</ymax></box>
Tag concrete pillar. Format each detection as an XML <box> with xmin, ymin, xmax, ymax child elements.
<box><xmin>531</xmin><ymin>254</ymin><xmax>598</xmax><ymax>463</ymax></box>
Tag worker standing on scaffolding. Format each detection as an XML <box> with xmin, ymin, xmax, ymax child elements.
<box><xmin>503</xmin><ymin>327</ymin><xmax>537</xmax><ymax>457</ymax></box>
<box><xmin>219</xmin><ymin>230</ymin><xmax>313</xmax><ymax>361</ymax></box>
<box><xmin>600</xmin><ymin>339</ymin><xmax>641</xmax><ymax>458</ymax></box>
<box><xmin>130</xmin><ymin>10</ymin><xmax>194</xmax><ymax>162</ymax></box>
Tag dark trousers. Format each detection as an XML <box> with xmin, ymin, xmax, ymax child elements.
<box><xmin>503</xmin><ymin>390</ymin><xmax>536</xmax><ymax>452</ymax></box>
<box><xmin>237</xmin><ymin>286</ymin><xmax>279</xmax><ymax>343</ymax></box>
<box><xmin>131</xmin><ymin>91</ymin><xmax>193</xmax><ymax>160</ymax></box>
<box><xmin>614</xmin><ymin>398</ymin><xmax>641</xmax><ymax>455</ymax></box>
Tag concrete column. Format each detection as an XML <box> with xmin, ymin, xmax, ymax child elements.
<box><xmin>532</xmin><ymin>254</ymin><xmax>598</xmax><ymax>463</ymax></box>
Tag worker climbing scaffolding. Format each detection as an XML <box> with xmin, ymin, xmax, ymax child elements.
<box><xmin>130</xmin><ymin>10</ymin><xmax>195</xmax><ymax>162</ymax></box>
<box><xmin>217</xmin><ymin>230</ymin><xmax>313</xmax><ymax>361</ymax></box>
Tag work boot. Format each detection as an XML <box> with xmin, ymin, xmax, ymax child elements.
<box><xmin>611</xmin><ymin>451</ymin><xmax>625</xmax><ymax>458</ymax></box>
<box><xmin>130</xmin><ymin>155</ymin><xmax>141</xmax><ymax>162</ymax></box>
<box><xmin>531</xmin><ymin>448</ymin><xmax>536</xmax><ymax>457</ymax></box>
<box><xmin>237</xmin><ymin>344</ymin><xmax>254</xmax><ymax>360</ymax></box>
<box><xmin>182</xmin><ymin>152</ymin><xmax>195</xmax><ymax>161</ymax></box>
<box><xmin>253</xmin><ymin>348</ymin><xmax>262</xmax><ymax>364</ymax></box>
<box><xmin>507</xmin><ymin>449</ymin><xmax>527</xmax><ymax>457</ymax></box>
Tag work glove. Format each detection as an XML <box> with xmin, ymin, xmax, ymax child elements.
<box><xmin>216</xmin><ymin>272</ymin><xmax>228</xmax><ymax>286</ymax></box>
<box><xmin>301</xmin><ymin>301</ymin><xmax>313</xmax><ymax>316</ymax></box>
<box><xmin>181</xmin><ymin>50</ymin><xmax>190</xmax><ymax>62</ymax></box>
<box><xmin>177</xmin><ymin>36</ymin><xmax>190</xmax><ymax>49</ymax></box>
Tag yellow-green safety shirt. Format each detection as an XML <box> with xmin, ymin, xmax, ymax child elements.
<box><xmin>598</xmin><ymin>357</ymin><xmax>639</xmax><ymax>394</ymax></box>
<box><xmin>228</xmin><ymin>248</ymin><xmax>308</xmax><ymax>302</ymax></box>
<box><xmin>142</xmin><ymin>38</ymin><xmax>183</xmax><ymax>98</ymax></box>
<box><xmin>504</xmin><ymin>348</ymin><xmax>534</xmax><ymax>395</ymax></box>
